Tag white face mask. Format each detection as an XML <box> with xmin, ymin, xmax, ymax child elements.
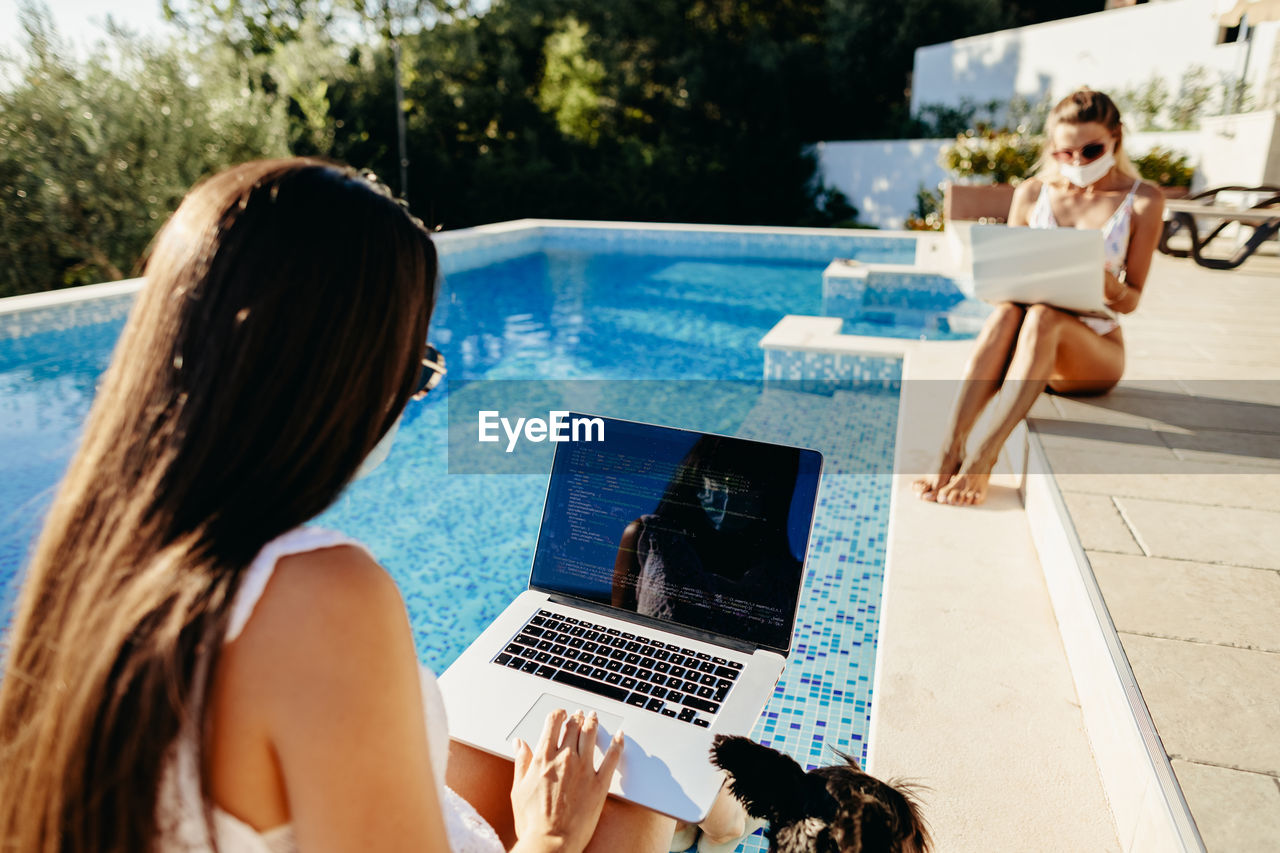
<box><xmin>1059</xmin><ymin>149</ymin><xmax>1115</xmax><ymax>188</ymax></box>
<box><xmin>353</xmin><ymin>415</ymin><xmax>402</xmax><ymax>481</ymax></box>
<box><xmin>697</xmin><ymin>478</ymin><xmax>731</xmax><ymax>530</ymax></box>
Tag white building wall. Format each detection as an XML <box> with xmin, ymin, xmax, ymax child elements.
<box><xmin>1198</xmin><ymin>111</ymin><xmax>1280</xmax><ymax>185</ymax></box>
<box><xmin>815</xmin><ymin>131</ymin><xmax>1205</xmax><ymax>229</ymax></box>
<box><xmin>910</xmin><ymin>0</ymin><xmax>1277</xmax><ymax>118</ymax></box>
<box><xmin>814</xmin><ymin>139</ymin><xmax>951</xmax><ymax>229</ymax></box>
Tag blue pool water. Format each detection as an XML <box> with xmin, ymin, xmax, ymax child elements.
<box><xmin>2</xmin><ymin>232</ymin><xmax>917</xmax><ymax>847</ymax></box>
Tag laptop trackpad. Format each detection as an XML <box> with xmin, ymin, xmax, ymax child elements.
<box><xmin>508</xmin><ymin>694</ymin><xmax>624</xmax><ymax>765</ymax></box>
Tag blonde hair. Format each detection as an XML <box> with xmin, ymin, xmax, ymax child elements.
<box><xmin>1035</xmin><ymin>88</ymin><xmax>1140</xmax><ymax>181</ymax></box>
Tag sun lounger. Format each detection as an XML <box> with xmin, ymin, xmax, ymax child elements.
<box><xmin>1159</xmin><ymin>185</ymin><xmax>1280</xmax><ymax>270</ymax></box>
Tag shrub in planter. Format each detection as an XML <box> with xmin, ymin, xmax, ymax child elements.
<box><xmin>1131</xmin><ymin>147</ymin><xmax>1193</xmax><ymax>188</ymax></box>
<box><xmin>940</xmin><ymin>130</ymin><xmax>1041</xmax><ymax>185</ymax></box>
<box><xmin>905</xmin><ymin>184</ymin><xmax>944</xmax><ymax>231</ymax></box>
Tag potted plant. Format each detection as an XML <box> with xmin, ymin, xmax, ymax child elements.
<box><xmin>1131</xmin><ymin>147</ymin><xmax>1194</xmax><ymax>199</ymax></box>
<box><xmin>939</xmin><ymin>130</ymin><xmax>1040</xmax><ymax>223</ymax></box>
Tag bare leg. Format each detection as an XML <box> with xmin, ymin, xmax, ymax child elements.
<box><xmin>913</xmin><ymin>302</ymin><xmax>1025</xmax><ymax>501</ymax></box>
<box><xmin>447</xmin><ymin>739</ymin><xmax>676</xmax><ymax>853</ymax></box>
<box><xmin>583</xmin><ymin>798</ymin><xmax>677</xmax><ymax>853</ymax></box>
<box><xmin>937</xmin><ymin>306</ymin><xmax>1124</xmax><ymax>506</ymax></box>
<box><xmin>691</xmin><ymin>784</ymin><xmax>746</xmax><ymax>845</ymax></box>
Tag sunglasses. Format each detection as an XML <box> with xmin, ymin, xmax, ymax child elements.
<box><xmin>1051</xmin><ymin>141</ymin><xmax>1109</xmax><ymax>163</ymax></box>
<box><xmin>412</xmin><ymin>344</ymin><xmax>447</xmax><ymax>401</ymax></box>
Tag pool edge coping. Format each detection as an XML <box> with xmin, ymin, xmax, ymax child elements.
<box><xmin>1023</xmin><ymin>428</ymin><xmax>1207</xmax><ymax>853</ymax></box>
<box><xmin>0</xmin><ymin>278</ymin><xmax>144</xmax><ymax>316</ymax></box>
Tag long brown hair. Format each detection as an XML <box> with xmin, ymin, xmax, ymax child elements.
<box><xmin>1036</xmin><ymin>88</ymin><xmax>1140</xmax><ymax>181</ymax></box>
<box><xmin>0</xmin><ymin>158</ymin><xmax>438</xmax><ymax>852</ymax></box>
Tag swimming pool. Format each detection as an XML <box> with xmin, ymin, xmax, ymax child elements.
<box><xmin>2</xmin><ymin>222</ymin><xmax>926</xmax><ymax>846</ymax></box>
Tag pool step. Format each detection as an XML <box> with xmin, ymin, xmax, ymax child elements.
<box><xmin>822</xmin><ymin>259</ymin><xmax>991</xmax><ymax>338</ymax></box>
<box><xmin>823</xmin><ymin>259</ymin><xmax>965</xmax><ymax>316</ymax></box>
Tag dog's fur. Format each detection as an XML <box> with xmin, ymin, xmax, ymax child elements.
<box><xmin>710</xmin><ymin>735</ymin><xmax>930</xmax><ymax>853</ymax></box>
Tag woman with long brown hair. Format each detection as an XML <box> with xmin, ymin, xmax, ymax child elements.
<box><xmin>0</xmin><ymin>159</ymin><xmax>673</xmax><ymax>852</ymax></box>
<box><xmin>914</xmin><ymin>89</ymin><xmax>1165</xmax><ymax>506</ymax></box>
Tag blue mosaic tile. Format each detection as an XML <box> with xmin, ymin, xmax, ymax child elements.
<box><xmin>435</xmin><ymin>229</ymin><xmax>541</xmax><ymax>276</ymax></box>
<box><xmin>822</xmin><ymin>264</ymin><xmax>980</xmax><ymax>340</ymax></box>
<box><xmin>730</xmin><ymin>380</ymin><xmax>898</xmax><ymax>853</ymax></box>
<box><xmin>536</xmin><ymin>226</ymin><xmax>915</xmax><ymax>265</ymax></box>
<box><xmin>763</xmin><ymin>349</ymin><xmax>903</xmax><ymax>391</ymax></box>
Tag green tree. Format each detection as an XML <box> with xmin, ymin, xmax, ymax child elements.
<box><xmin>0</xmin><ymin>3</ymin><xmax>289</xmax><ymax>296</ymax></box>
<box><xmin>537</xmin><ymin>17</ymin><xmax>605</xmax><ymax>146</ymax></box>
<box><xmin>5</xmin><ymin>0</ymin><xmax>1094</xmax><ymax>295</ymax></box>
<box><xmin>161</xmin><ymin>0</ymin><xmax>347</xmax><ymax>57</ymax></box>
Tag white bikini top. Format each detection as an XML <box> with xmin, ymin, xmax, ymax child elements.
<box><xmin>1028</xmin><ymin>178</ymin><xmax>1142</xmax><ymax>273</ymax></box>
<box><xmin>154</xmin><ymin>527</ymin><xmax>503</xmax><ymax>853</ymax></box>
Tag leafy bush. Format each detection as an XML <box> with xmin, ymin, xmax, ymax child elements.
<box><xmin>904</xmin><ymin>184</ymin><xmax>943</xmax><ymax>231</ymax></box>
<box><xmin>1114</xmin><ymin>65</ymin><xmax>1252</xmax><ymax>131</ymax></box>
<box><xmin>0</xmin><ymin>10</ymin><xmax>290</xmax><ymax>296</ymax></box>
<box><xmin>1131</xmin><ymin>147</ymin><xmax>1193</xmax><ymax>188</ymax></box>
<box><xmin>939</xmin><ymin>130</ymin><xmax>1040</xmax><ymax>184</ymax></box>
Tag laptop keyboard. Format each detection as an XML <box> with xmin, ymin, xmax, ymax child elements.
<box><xmin>492</xmin><ymin>610</ymin><xmax>743</xmax><ymax>727</ymax></box>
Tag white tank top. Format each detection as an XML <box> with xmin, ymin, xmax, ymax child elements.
<box><xmin>154</xmin><ymin>527</ymin><xmax>504</xmax><ymax>853</ymax></box>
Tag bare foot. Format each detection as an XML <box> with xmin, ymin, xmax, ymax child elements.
<box><xmin>913</xmin><ymin>447</ymin><xmax>964</xmax><ymax>502</ymax></box>
<box><xmin>936</xmin><ymin>455</ymin><xmax>995</xmax><ymax>506</ymax></box>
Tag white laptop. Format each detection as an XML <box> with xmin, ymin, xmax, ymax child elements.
<box><xmin>946</xmin><ymin>222</ymin><xmax>1111</xmax><ymax>317</ymax></box>
<box><xmin>439</xmin><ymin>414</ymin><xmax>823</xmax><ymax>823</ymax></box>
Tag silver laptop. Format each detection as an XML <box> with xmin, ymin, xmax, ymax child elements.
<box><xmin>439</xmin><ymin>414</ymin><xmax>823</xmax><ymax>823</ymax></box>
<box><xmin>947</xmin><ymin>222</ymin><xmax>1110</xmax><ymax>317</ymax></box>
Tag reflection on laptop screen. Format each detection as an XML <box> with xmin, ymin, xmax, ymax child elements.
<box><xmin>529</xmin><ymin>415</ymin><xmax>822</xmax><ymax>652</ymax></box>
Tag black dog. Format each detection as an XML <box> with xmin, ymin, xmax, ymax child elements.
<box><xmin>710</xmin><ymin>735</ymin><xmax>930</xmax><ymax>853</ymax></box>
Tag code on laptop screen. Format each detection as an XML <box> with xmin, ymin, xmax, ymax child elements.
<box><xmin>529</xmin><ymin>415</ymin><xmax>822</xmax><ymax>652</ymax></box>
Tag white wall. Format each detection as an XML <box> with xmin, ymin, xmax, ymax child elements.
<box><xmin>813</xmin><ymin>130</ymin><xmax>1209</xmax><ymax>229</ymax></box>
<box><xmin>814</xmin><ymin>139</ymin><xmax>950</xmax><ymax>229</ymax></box>
<box><xmin>1198</xmin><ymin>111</ymin><xmax>1280</xmax><ymax>185</ymax></box>
<box><xmin>911</xmin><ymin>0</ymin><xmax>1277</xmax><ymax>120</ymax></box>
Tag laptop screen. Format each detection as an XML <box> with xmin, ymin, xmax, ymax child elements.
<box><xmin>529</xmin><ymin>415</ymin><xmax>822</xmax><ymax>653</ymax></box>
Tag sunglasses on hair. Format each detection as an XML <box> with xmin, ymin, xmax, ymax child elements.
<box><xmin>412</xmin><ymin>344</ymin><xmax>447</xmax><ymax>401</ymax></box>
<box><xmin>1051</xmin><ymin>141</ymin><xmax>1108</xmax><ymax>163</ymax></box>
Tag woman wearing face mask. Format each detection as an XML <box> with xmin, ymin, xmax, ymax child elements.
<box><xmin>914</xmin><ymin>88</ymin><xmax>1165</xmax><ymax>507</ymax></box>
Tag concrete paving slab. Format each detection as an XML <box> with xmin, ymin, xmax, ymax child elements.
<box><xmin>1033</xmin><ymin>426</ymin><xmax>1183</xmax><ymax>470</ymax></box>
<box><xmin>1028</xmin><ymin>394</ymin><xmax>1057</xmax><ymax>419</ymax></box>
<box><xmin>1040</xmin><ymin>454</ymin><xmax>1280</xmax><ymax>510</ymax></box>
<box><xmin>1122</xmin><ymin>634</ymin><xmax>1280</xmax><ymax>774</ymax></box>
<box><xmin>1184</xmin><ymin>332</ymin><xmax>1280</xmax><ymax>361</ymax></box>
<box><xmin>1171</xmin><ymin>761</ymin><xmax>1280</xmax><ymax>853</ymax></box>
<box><xmin>1090</xmin><ymin>552</ymin><xmax>1280</xmax><ymax>652</ymax></box>
<box><xmin>1181</xmin><ymin>379</ymin><xmax>1280</xmax><ymax>407</ymax></box>
<box><xmin>1061</xmin><ymin>492</ymin><xmax>1144</xmax><ymax>555</ymax></box>
<box><xmin>1049</xmin><ymin>387</ymin><xmax>1280</xmax><ymax>435</ymax></box>
<box><xmin>1160</xmin><ymin>429</ymin><xmax>1280</xmax><ymax>469</ymax></box>
<box><xmin>1047</xmin><ymin>393</ymin><xmax>1175</xmax><ymax>430</ymax></box>
<box><xmin>1112</xmin><ymin>498</ymin><xmax>1280</xmax><ymax>570</ymax></box>
<box><xmin>1120</xmin><ymin>360</ymin><xmax>1280</xmax><ymax>388</ymax></box>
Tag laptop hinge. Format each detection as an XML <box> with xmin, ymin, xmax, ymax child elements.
<box><xmin>545</xmin><ymin>592</ymin><xmax>762</xmax><ymax>655</ymax></box>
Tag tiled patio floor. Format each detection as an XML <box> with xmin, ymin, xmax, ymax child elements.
<box><xmin>1030</xmin><ymin>248</ymin><xmax>1280</xmax><ymax>851</ymax></box>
